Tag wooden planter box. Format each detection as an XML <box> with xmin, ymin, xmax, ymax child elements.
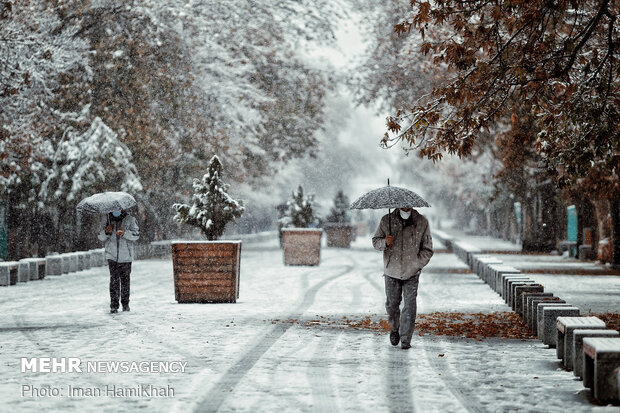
<box><xmin>171</xmin><ymin>241</ymin><xmax>241</xmax><ymax>303</ymax></box>
<box><xmin>281</xmin><ymin>228</ymin><xmax>322</xmax><ymax>266</ymax></box>
<box><xmin>324</xmin><ymin>224</ymin><xmax>355</xmax><ymax>248</ymax></box>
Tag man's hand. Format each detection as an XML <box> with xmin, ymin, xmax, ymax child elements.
<box><xmin>116</xmin><ymin>229</ymin><xmax>125</xmax><ymax>237</ymax></box>
<box><xmin>385</xmin><ymin>235</ymin><xmax>394</xmax><ymax>248</ymax></box>
<box><xmin>105</xmin><ymin>225</ymin><xmax>113</xmax><ymax>235</ymax></box>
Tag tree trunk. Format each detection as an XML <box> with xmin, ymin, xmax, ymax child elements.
<box><xmin>611</xmin><ymin>198</ymin><xmax>620</xmax><ymax>268</ymax></box>
<box><xmin>592</xmin><ymin>199</ymin><xmax>611</xmax><ymax>251</ymax></box>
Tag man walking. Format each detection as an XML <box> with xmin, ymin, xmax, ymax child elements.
<box><xmin>373</xmin><ymin>207</ymin><xmax>433</xmax><ymax>349</ymax></box>
<box><xmin>98</xmin><ymin>210</ymin><xmax>140</xmax><ymax>313</ymax></box>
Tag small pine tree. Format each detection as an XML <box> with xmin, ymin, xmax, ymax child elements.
<box><xmin>172</xmin><ymin>155</ymin><xmax>245</xmax><ymax>240</ymax></box>
<box><xmin>281</xmin><ymin>185</ymin><xmax>316</xmax><ymax>228</ymax></box>
<box><xmin>327</xmin><ymin>190</ymin><xmax>350</xmax><ymax>223</ymax></box>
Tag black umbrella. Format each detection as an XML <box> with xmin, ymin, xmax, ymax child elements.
<box><xmin>350</xmin><ymin>179</ymin><xmax>430</xmax><ymax>237</ymax></box>
<box><xmin>349</xmin><ymin>184</ymin><xmax>431</xmax><ymax>209</ymax></box>
<box><xmin>76</xmin><ymin>191</ymin><xmax>137</xmax><ymax>214</ymax></box>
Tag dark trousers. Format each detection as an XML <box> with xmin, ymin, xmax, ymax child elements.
<box><xmin>384</xmin><ymin>274</ymin><xmax>420</xmax><ymax>345</ymax></box>
<box><xmin>108</xmin><ymin>260</ymin><xmax>131</xmax><ymax>310</ymax></box>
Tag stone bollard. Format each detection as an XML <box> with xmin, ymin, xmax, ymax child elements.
<box><xmin>478</xmin><ymin>257</ymin><xmax>503</xmax><ymax>284</ymax></box>
<box><xmin>535</xmin><ymin>302</ymin><xmax>570</xmax><ymax>338</ymax></box>
<box><xmin>471</xmin><ymin>255</ymin><xmax>500</xmax><ymax>281</ymax></box>
<box><xmin>28</xmin><ymin>259</ymin><xmax>40</xmax><ymax>280</ymax></box>
<box><xmin>76</xmin><ymin>252</ymin><xmax>86</xmax><ymax>272</ymax></box>
<box><xmin>0</xmin><ymin>262</ymin><xmax>16</xmax><ymax>286</ymax></box>
<box><xmin>506</xmin><ymin>280</ymin><xmax>536</xmax><ymax>306</ymax></box>
<box><xmin>69</xmin><ymin>253</ymin><xmax>78</xmax><ymax>273</ymax></box>
<box><xmin>573</xmin><ymin>329</ymin><xmax>619</xmax><ymax>379</ymax></box>
<box><xmin>515</xmin><ymin>286</ymin><xmax>544</xmax><ymax>314</ymax></box>
<box><xmin>61</xmin><ymin>254</ymin><xmax>71</xmax><ymax>274</ymax></box>
<box><xmin>540</xmin><ymin>306</ymin><xmax>580</xmax><ymax>347</ymax></box>
<box><xmin>523</xmin><ymin>293</ymin><xmax>553</xmax><ymax>320</ymax></box>
<box><xmin>83</xmin><ymin>251</ymin><xmax>91</xmax><ymax>269</ymax></box>
<box><xmin>501</xmin><ymin>275</ymin><xmax>530</xmax><ymax>300</ymax></box>
<box><xmin>556</xmin><ymin>317</ymin><xmax>606</xmax><ymax>370</ymax></box>
<box><xmin>20</xmin><ymin>258</ymin><xmax>40</xmax><ymax>281</ymax></box>
<box><xmin>582</xmin><ymin>337</ymin><xmax>620</xmax><ymax>403</ymax></box>
<box><xmin>35</xmin><ymin>258</ymin><xmax>46</xmax><ymax>279</ymax></box>
<box><xmin>17</xmin><ymin>260</ymin><xmax>30</xmax><ymax>283</ymax></box>
<box><xmin>46</xmin><ymin>255</ymin><xmax>62</xmax><ymax>276</ymax></box>
<box><xmin>528</xmin><ymin>296</ymin><xmax>562</xmax><ymax>330</ymax></box>
<box><xmin>509</xmin><ymin>281</ymin><xmax>538</xmax><ymax>309</ymax></box>
<box><xmin>90</xmin><ymin>249</ymin><xmax>106</xmax><ymax>266</ymax></box>
<box><xmin>488</xmin><ymin>264</ymin><xmax>520</xmax><ymax>293</ymax></box>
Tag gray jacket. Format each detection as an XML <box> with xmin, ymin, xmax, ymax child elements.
<box><xmin>372</xmin><ymin>209</ymin><xmax>433</xmax><ymax>280</ymax></box>
<box><xmin>98</xmin><ymin>213</ymin><xmax>140</xmax><ymax>263</ymax></box>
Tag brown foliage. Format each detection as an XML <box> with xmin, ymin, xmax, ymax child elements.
<box><xmin>594</xmin><ymin>312</ymin><xmax>620</xmax><ymax>333</ymax></box>
<box><xmin>385</xmin><ymin>0</ymin><xmax>619</xmax><ymax>194</ymax></box>
<box><xmin>277</xmin><ymin>312</ymin><xmax>536</xmax><ymax>340</ymax></box>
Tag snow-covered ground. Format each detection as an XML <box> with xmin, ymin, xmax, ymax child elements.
<box><xmin>0</xmin><ymin>235</ymin><xmax>618</xmax><ymax>412</ymax></box>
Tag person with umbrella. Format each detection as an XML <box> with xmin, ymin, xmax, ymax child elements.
<box><xmin>78</xmin><ymin>192</ymin><xmax>140</xmax><ymax>313</ymax></box>
<box><xmin>98</xmin><ymin>209</ymin><xmax>140</xmax><ymax>313</ymax></box>
<box><xmin>351</xmin><ymin>182</ymin><xmax>433</xmax><ymax>349</ymax></box>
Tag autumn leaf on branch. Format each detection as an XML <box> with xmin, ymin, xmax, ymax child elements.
<box><xmin>382</xmin><ymin>0</ymin><xmax>619</xmax><ymax>192</ymax></box>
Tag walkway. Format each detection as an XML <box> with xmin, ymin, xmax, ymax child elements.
<box><xmin>0</xmin><ymin>234</ymin><xmax>618</xmax><ymax>412</ymax></box>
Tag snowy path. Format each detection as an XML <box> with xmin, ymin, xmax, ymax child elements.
<box><xmin>0</xmin><ymin>240</ymin><xmax>617</xmax><ymax>412</ymax></box>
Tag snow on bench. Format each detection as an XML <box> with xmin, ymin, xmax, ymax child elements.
<box><xmin>555</xmin><ymin>317</ymin><xmax>606</xmax><ymax>370</ymax></box>
<box><xmin>583</xmin><ymin>337</ymin><xmax>620</xmax><ymax>403</ymax></box>
<box><xmin>573</xmin><ymin>329</ymin><xmax>619</xmax><ymax>379</ymax></box>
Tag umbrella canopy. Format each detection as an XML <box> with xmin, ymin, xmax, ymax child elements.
<box><xmin>350</xmin><ymin>185</ymin><xmax>431</xmax><ymax>209</ymax></box>
<box><xmin>76</xmin><ymin>191</ymin><xmax>137</xmax><ymax>214</ymax></box>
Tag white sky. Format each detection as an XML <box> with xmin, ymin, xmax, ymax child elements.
<box><xmin>301</xmin><ymin>13</ymin><xmax>405</xmax><ymax>202</ymax></box>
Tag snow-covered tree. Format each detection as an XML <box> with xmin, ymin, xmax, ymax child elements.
<box><xmin>0</xmin><ymin>0</ymin><xmax>90</xmax><ymax>202</ymax></box>
<box><xmin>172</xmin><ymin>156</ymin><xmax>245</xmax><ymax>240</ymax></box>
<box><xmin>327</xmin><ymin>190</ymin><xmax>351</xmax><ymax>224</ymax></box>
<box><xmin>40</xmin><ymin>117</ymin><xmax>143</xmax><ymax>205</ymax></box>
<box><xmin>281</xmin><ymin>185</ymin><xmax>316</xmax><ymax>228</ymax></box>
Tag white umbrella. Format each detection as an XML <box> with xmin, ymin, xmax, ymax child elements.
<box><xmin>76</xmin><ymin>191</ymin><xmax>137</xmax><ymax>214</ymax></box>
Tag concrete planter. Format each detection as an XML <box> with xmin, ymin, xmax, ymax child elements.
<box><xmin>281</xmin><ymin>228</ymin><xmax>322</xmax><ymax>266</ymax></box>
<box><xmin>324</xmin><ymin>223</ymin><xmax>354</xmax><ymax>248</ymax></box>
<box><xmin>171</xmin><ymin>241</ymin><xmax>241</xmax><ymax>303</ymax></box>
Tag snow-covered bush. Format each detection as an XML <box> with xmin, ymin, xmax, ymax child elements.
<box><xmin>172</xmin><ymin>156</ymin><xmax>245</xmax><ymax>240</ymax></box>
<box><xmin>280</xmin><ymin>185</ymin><xmax>316</xmax><ymax>228</ymax></box>
<box><xmin>326</xmin><ymin>190</ymin><xmax>351</xmax><ymax>224</ymax></box>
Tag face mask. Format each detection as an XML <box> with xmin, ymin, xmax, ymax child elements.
<box><xmin>399</xmin><ymin>209</ymin><xmax>411</xmax><ymax>219</ymax></box>
<box><xmin>112</xmin><ymin>211</ymin><xmax>122</xmax><ymax>218</ymax></box>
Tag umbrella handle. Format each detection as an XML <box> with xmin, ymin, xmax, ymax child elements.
<box><xmin>387</xmin><ymin>178</ymin><xmax>392</xmax><ymax>236</ymax></box>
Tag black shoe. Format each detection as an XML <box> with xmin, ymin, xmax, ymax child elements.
<box><xmin>110</xmin><ymin>308</ymin><xmax>118</xmax><ymax>314</ymax></box>
<box><xmin>390</xmin><ymin>330</ymin><xmax>400</xmax><ymax>346</ymax></box>
<box><xmin>122</xmin><ymin>305</ymin><xmax>130</xmax><ymax>312</ymax></box>
<box><xmin>401</xmin><ymin>342</ymin><xmax>411</xmax><ymax>350</ymax></box>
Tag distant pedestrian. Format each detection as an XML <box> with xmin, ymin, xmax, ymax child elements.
<box><xmin>373</xmin><ymin>207</ymin><xmax>433</xmax><ymax>349</ymax></box>
<box><xmin>98</xmin><ymin>210</ymin><xmax>140</xmax><ymax>313</ymax></box>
